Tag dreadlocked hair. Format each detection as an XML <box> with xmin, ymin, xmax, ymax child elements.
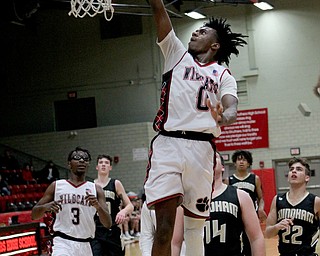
<box><xmin>204</xmin><ymin>17</ymin><xmax>248</xmax><ymax>66</ymax></box>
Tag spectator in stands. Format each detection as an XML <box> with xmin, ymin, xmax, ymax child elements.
<box><xmin>121</xmin><ymin>192</ymin><xmax>140</xmax><ymax>240</ymax></box>
<box><xmin>0</xmin><ymin>149</ymin><xmax>20</xmax><ymax>170</ymax></box>
<box><xmin>129</xmin><ymin>196</ymin><xmax>141</xmax><ymax>238</ymax></box>
<box><xmin>22</xmin><ymin>163</ymin><xmax>37</xmax><ymax>184</ymax></box>
<box><xmin>38</xmin><ymin>160</ymin><xmax>60</xmax><ymax>184</ymax></box>
<box><xmin>0</xmin><ymin>174</ymin><xmax>10</xmax><ymax>195</ymax></box>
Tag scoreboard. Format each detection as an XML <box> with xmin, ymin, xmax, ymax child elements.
<box><xmin>0</xmin><ymin>223</ymin><xmax>41</xmax><ymax>256</ymax></box>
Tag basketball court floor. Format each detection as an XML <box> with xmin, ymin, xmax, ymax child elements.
<box><xmin>124</xmin><ymin>233</ymin><xmax>320</xmax><ymax>256</ymax></box>
<box><xmin>124</xmin><ymin>237</ymin><xmax>279</xmax><ymax>256</ymax></box>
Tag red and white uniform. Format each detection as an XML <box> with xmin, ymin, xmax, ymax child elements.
<box><xmin>52</xmin><ymin>180</ymin><xmax>97</xmax><ymax>256</ymax></box>
<box><xmin>153</xmin><ymin>29</ymin><xmax>237</xmax><ymax>136</ymax></box>
<box><xmin>145</xmin><ymin>29</ymin><xmax>238</xmax><ymax>218</ymax></box>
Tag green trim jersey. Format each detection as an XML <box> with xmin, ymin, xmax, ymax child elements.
<box><xmin>91</xmin><ymin>178</ymin><xmax>124</xmax><ymax>256</ymax></box>
<box><xmin>276</xmin><ymin>192</ymin><xmax>319</xmax><ymax>256</ymax></box>
<box><xmin>229</xmin><ymin>173</ymin><xmax>257</xmax><ymax>209</ymax></box>
<box><xmin>204</xmin><ymin>185</ymin><xmax>243</xmax><ymax>256</ymax></box>
<box><xmin>94</xmin><ymin>178</ymin><xmax>121</xmax><ymax>228</ymax></box>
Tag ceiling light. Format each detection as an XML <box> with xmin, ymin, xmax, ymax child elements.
<box><xmin>253</xmin><ymin>1</ymin><xmax>274</xmax><ymax>10</ymax></box>
<box><xmin>184</xmin><ymin>11</ymin><xmax>206</xmax><ymax>20</ymax></box>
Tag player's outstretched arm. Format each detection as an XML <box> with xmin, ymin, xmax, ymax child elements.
<box><xmin>93</xmin><ymin>184</ymin><xmax>112</xmax><ymax>228</ymax></box>
<box><xmin>264</xmin><ymin>196</ymin><xmax>278</xmax><ymax>238</ymax></box>
<box><xmin>149</xmin><ymin>0</ymin><xmax>172</xmax><ymax>42</ymax></box>
<box><xmin>239</xmin><ymin>189</ymin><xmax>266</xmax><ymax>256</ymax></box>
<box><xmin>32</xmin><ymin>182</ymin><xmax>59</xmax><ymax>220</ymax></box>
<box><xmin>115</xmin><ymin>180</ymin><xmax>134</xmax><ymax>224</ymax></box>
<box><xmin>219</xmin><ymin>94</ymin><xmax>238</xmax><ymax>126</ymax></box>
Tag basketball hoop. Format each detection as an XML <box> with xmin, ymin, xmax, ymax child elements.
<box><xmin>68</xmin><ymin>0</ymin><xmax>114</xmax><ymax>21</ymax></box>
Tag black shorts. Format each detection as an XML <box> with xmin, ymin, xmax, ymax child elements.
<box><xmin>91</xmin><ymin>226</ymin><xmax>124</xmax><ymax>256</ymax></box>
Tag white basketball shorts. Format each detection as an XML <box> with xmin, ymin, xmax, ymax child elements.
<box><xmin>145</xmin><ymin>133</ymin><xmax>215</xmax><ymax>218</ymax></box>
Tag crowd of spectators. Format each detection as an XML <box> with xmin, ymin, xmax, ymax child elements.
<box><xmin>0</xmin><ymin>149</ymin><xmax>60</xmax><ymax>186</ymax></box>
<box><xmin>121</xmin><ymin>192</ymin><xmax>142</xmax><ymax>241</ymax></box>
<box><xmin>0</xmin><ymin>149</ymin><xmax>60</xmax><ymax>213</ymax></box>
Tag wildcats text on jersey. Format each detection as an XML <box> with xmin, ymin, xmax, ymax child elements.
<box><xmin>58</xmin><ymin>193</ymin><xmax>91</xmax><ymax>206</ymax></box>
<box><xmin>278</xmin><ymin>208</ymin><xmax>314</xmax><ymax>224</ymax></box>
<box><xmin>183</xmin><ymin>66</ymin><xmax>218</xmax><ymax>92</ymax></box>
<box><xmin>210</xmin><ymin>200</ymin><xmax>238</xmax><ymax>218</ymax></box>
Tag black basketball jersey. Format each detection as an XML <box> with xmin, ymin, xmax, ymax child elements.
<box><xmin>94</xmin><ymin>179</ymin><xmax>121</xmax><ymax>232</ymax></box>
<box><xmin>276</xmin><ymin>192</ymin><xmax>319</xmax><ymax>256</ymax></box>
<box><xmin>92</xmin><ymin>178</ymin><xmax>124</xmax><ymax>254</ymax></box>
<box><xmin>229</xmin><ymin>173</ymin><xmax>257</xmax><ymax>208</ymax></box>
<box><xmin>204</xmin><ymin>185</ymin><xmax>243</xmax><ymax>256</ymax></box>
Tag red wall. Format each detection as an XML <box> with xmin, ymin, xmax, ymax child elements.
<box><xmin>252</xmin><ymin>168</ymin><xmax>277</xmax><ymax>215</ymax></box>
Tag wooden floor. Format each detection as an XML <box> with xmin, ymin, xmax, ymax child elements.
<box><xmin>125</xmin><ymin>237</ymin><xmax>320</xmax><ymax>256</ymax></box>
<box><xmin>125</xmin><ymin>240</ymin><xmax>141</xmax><ymax>256</ymax></box>
<box><xmin>124</xmin><ymin>238</ymin><xmax>279</xmax><ymax>256</ymax></box>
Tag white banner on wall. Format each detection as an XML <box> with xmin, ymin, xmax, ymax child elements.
<box><xmin>132</xmin><ymin>147</ymin><xmax>148</xmax><ymax>161</ymax></box>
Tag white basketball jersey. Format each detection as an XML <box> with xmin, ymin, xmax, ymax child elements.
<box><xmin>53</xmin><ymin>180</ymin><xmax>97</xmax><ymax>239</ymax></box>
<box><xmin>154</xmin><ymin>29</ymin><xmax>238</xmax><ymax>137</ymax></box>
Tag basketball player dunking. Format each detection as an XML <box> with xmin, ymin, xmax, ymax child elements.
<box><xmin>143</xmin><ymin>0</ymin><xmax>248</xmax><ymax>255</ymax></box>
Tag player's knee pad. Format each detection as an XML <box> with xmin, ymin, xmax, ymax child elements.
<box><xmin>184</xmin><ymin>216</ymin><xmax>205</xmax><ymax>256</ymax></box>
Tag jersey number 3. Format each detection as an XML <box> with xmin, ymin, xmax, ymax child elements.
<box><xmin>71</xmin><ymin>207</ymin><xmax>80</xmax><ymax>225</ymax></box>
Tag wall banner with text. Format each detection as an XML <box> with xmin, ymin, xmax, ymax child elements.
<box><xmin>215</xmin><ymin>108</ymin><xmax>269</xmax><ymax>151</ymax></box>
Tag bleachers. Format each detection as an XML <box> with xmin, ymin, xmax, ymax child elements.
<box><xmin>0</xmin><ymin>179</ymin><xmax>49</xmax><ymax>213</ymax></box>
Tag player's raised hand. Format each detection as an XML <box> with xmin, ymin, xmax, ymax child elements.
<box><xmin>46</xmin><ymin>200</ymin><xmax>62</xmax><ymax>213</ymax></box>
<box><xmin>115</xmin><ymin>209</ymin><xmax>128</xmax><ymax>224</ymax></box>
<box><xmin>277</xmin><ymin>218</ymin><xmax>294</xmax><ymax>231</ymax></box>
<box><xmin>85</xmin><ymin>191</ymin><xmax>100</xmax><ymax>209</ymax></box>
<box><xmin>207</xmin><ymin>98</ymin><xmax>223</xmax><ymax>125</ymax></box>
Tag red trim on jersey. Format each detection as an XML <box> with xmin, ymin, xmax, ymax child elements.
<box><xmin>144</xmin><ymin>134</ymin><xmax>159</xmax><ymax>184</ymax></box>
<box><xmin>220</xmin><ymin>68</ymin><xmax>232</xmax><ymax>82</ymax></box>
<box><xmin>66</xmin><ymin>180</ymin><xmax>87</xmax><ymax>188</ymax></box>
<box><xmin>146</xmin><ymin>193</ymin><xmax>183</xmax><ymax>209</ymax></box>
<box><xmin>182</xmin><ymin>206</ymin><xmax>209</xmax><ymax>219</ymax></box>
<box><xmin>173</xmin><ymin>51</ymin><xmax>188</xmax><ymax>69</ymax></box>
<box><xmin>194</xmin><ymin>58</ymin><xmax>217</xmax><ymax>67</ymax></box>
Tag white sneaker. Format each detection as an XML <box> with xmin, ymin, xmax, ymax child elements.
<box><xmin>124</xmin><ymin>234</ymin><xmax>134</xmax><ymax>240</ymax></box>
<box><xmin>134</xmin><ymin>232</ymin><xmax>141</xmax><ymax>237</ymax></box>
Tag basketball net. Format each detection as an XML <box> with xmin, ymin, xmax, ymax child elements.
<box><xmin>68</xmin><ymin>0</ymin><xmax>114</xmax><ymax>21</ymax></box>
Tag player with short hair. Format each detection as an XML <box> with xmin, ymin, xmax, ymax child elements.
<box><xmin>144</xmin><ymin>0</ymin><xmax>247</xmax><ymax>255</ymax></box>
<box><xmin>265</xmin><ymin>157</ymin><xmax>320</xmax><ymax>256</ymax></box>
<box><xmin>204</xmin><ymin>152</ymin><xmax>265</xmax><ymax>256</ymax></box>
<box><xmin>91</xmin><ymin>154</ymin><xmax>134</xmax><ymax>256</ymax></box>
<box><xmin>32</xmin><ymin>147</ymin><xmax>112</xmax><ymax>256</ymax></box>
<box><xmin>227</xmin><ymin>150</ymin><xmax>267</xmax><ymax>256</ymax></box>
